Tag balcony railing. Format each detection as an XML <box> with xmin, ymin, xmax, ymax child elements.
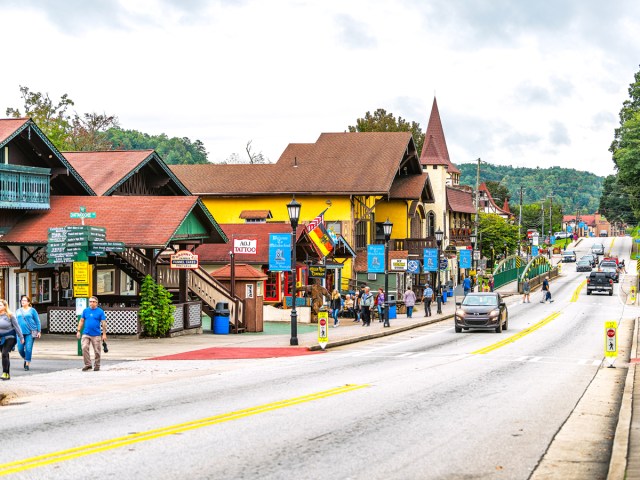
<box><xmin>0</xmin><ymin>164</ymin><xmax>50</xmax><ymax>209</ymax></box>
<box><xmin>389</xmin><ymin>237</ymin><xmax>436</xmax><ymax>255</ymax></box>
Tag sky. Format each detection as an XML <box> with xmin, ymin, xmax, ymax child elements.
<box><xmin>2</xmin><ymin>0</ymin><xmax>640</xmax><ymax>177</ymax></box>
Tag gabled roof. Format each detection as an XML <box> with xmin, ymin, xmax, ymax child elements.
<box><xmin>389</xmin><ymin>172</ymin><xmax>435</xmax><ymax>203</ymax></box>
<box><xmin>64</xmin><ymin>150</ymin><xmax>191</xmax><ymax>196</ymax></box>
<box><xmin>0</xmin><ymin>247</ymin><xmax>19</xmax><ymax>267</ymax></box>
<box><xmin>419</xmin><ymin>98</ymin><xmax>461</xmax><ymax>174</ymax></box>
<box><xmin>0</xmin><ymin>118</ymin><xmax>94</xmax><ymax>195</ymax></box>
<box><xmin>211</xmin><ymin>263</ymin><xmax>267</xmax><ymax>280</ymax></box>
<box><xmin>239</xmin><ymin>210</ymin><xmax>272</xmax><ymax>220</ymax></box>
<box><xmin>171</xmin><ymin>132</ymin><xmax>421</xmax><ymax>196</ymax></box>
<box><xmin>446</xmin><ymin>187</ymin><xmax>476</xmax><ymax>214</ymax></box>
<box><xmin>0</xmin><ymin>196</ymin><xmax>226</xmax><ymax>248</ymax></box>
<box><xmin>478</xmin><ymin>182</ymin><xmax>510</xmax><ymax>216</ymax></box>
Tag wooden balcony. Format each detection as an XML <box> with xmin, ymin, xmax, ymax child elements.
<box><xmin>390</xmin><ymin>237</ymin><xmax>436</xmax><ymax>255</ymax></box>
<box><xmin>0</xmin><ymin>164</ymin><xmax>50</xmax><ymax>209</ymax></box>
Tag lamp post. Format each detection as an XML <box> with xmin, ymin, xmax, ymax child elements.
<box><xmin>287</xmin><ymin>197</ymin><xmax>301</xmax><ymax>346</ymax></box>
<box><xmin>490</xmin><ymin>242</ymin><xmax>495</xmax><ymax>270</ymax></box>
<box><xmin>503</xmin><ymin>241</ymin><xmax>507</xmax><ymax>260</ymax></box>
<box><xmin>470</xmin><ymin>233</ymin><xmax>477</xmax><ymax>292</ymax></box>
<box><xmin>435</xmin><ymin>229</ymin><xmax>443</xmax><ymax>314</ymax></box>
<box><xmin>383</xmin><ymin>219</ymin><xmax>393</xmax><ymax>327</ymax></box>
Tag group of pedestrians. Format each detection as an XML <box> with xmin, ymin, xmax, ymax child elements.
<box><xmin>0</xmin><ymin>295</ymin><xmax>40</xmax><ymax>380</ymax></box>
<box><xmin>520</xmin><ymin>276</ymin><xmax>553</xmax><ymax>303</ymax></box>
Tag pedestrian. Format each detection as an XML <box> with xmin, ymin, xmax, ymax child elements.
<box><xmin>403</xmin><ymin>287</ymin><xmax>416</xmax><ymax>318</ymax></box>
<box><xmin>330</xmin><ymin>289</ymin><xmax>341</xmax><ymax>327</ymax></box>
<box><xmin>0</xmin><ymin>299</ymin><xmax>24</xmax><ymax>380</ymax></box>
<box><xmin>344</xmin><ymin>294</ymin><xmax>355</xmax><ymax>319</ymax></box>
<box><xmin>76</xmin><ymin>296</ymin><xmax>107</xmax><ymax>371</ymax></box>
<box><xmin>361</xmin><ymin>286</ymin><xmax>374</xmax><ymax>326</ymax></box>
<box><xmin>423</xmin><ymin>284</ymin><xmax>434</xmax><ymax>317</ymax></box>
<box><xmin>540</xmin><ymin>276</ymin><xmax>553</xmax><ymax>303</ymax></box>
<box><xmin>353</xmin><ymin>291</ymin><xmax>361</xmax><ymax>322</ymax></box>
<box><xmin>489</xmin><ymin>276</ymin><xmax>495</xmax><ymax>292</ymax></box>
<box><xmin>376</xmin><ymin>288</ymin><xmax>385</xmax><ymax>322</ymax></box>
<box><xmin>16</xmin><ymin>295</ymin><xmax>41</xmax><ymax>371</ymax></box>
<box><xmin>522</xmin><ymin>278</ymin><xmax>531</xmax><ymax>303</ymax></box>
<box><xmin>463</xmin><ymin>275</ymin><xmax>472</xmax><ymax>296</ymax></box>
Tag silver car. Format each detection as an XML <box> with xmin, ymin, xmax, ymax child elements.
<box><xmin>591</xmin><ymin>243</ymin><xmax>605</xmax><ymax>255</ymax></box>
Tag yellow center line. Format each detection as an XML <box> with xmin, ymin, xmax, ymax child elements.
<box><xmin>0</xmin><ymin>384</ymin><xmax>368</xmax><ymax>476</ymax></box>
<box><xmin>472</xmin><ymin>312</ymin><xmax>562</xmax><ymax>355</ymax></box>
<box><xmin>571</xmin><ymin>280</ymin><xmax>587</xmax><ymax>302</ymax></box>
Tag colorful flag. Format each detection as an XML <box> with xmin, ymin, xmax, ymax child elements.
<box><xmin>308</xmin><ymin>223</ymin><xmax>334</xmax><ymax>257</ymax></box>
<box><xmin>306</xmin><ymin>207</ymin><xmax>328</xmax><ymax>233</ymax></box>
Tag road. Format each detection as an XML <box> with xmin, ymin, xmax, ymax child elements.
<box><xmin>0</xmin><ymin>236</ymin><xmax>634</xmax><ymax>479</ymax></box>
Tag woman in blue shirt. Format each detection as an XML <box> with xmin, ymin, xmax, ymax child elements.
<box><xmin>16</xmin><ymin>295</ymin><xmax>41</xmax><ymax>371</ymax></box>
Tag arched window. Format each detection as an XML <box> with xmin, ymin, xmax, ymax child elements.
<box><xmin>427</xmin><ymin>211</ymin><xmax>436</xmax><ymax>237</ymax></box>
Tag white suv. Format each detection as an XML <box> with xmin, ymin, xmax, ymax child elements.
<box><xmin>591</xmin><ymin>243</ymin><xmax>605</xmax><ymax>255</ymax></box>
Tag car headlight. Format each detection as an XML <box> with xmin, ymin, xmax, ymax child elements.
<box><xmin>455</xmin><ymin>309</ymin><xmax>466</xmax><ymax>317</ymax></box>
<box><xmin>489</xmin><ymin>309</ymin><xmax>500</xmax><ymax>318</ymax></box>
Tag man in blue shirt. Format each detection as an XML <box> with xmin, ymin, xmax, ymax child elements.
<box><xmin>463</xmin><ymin>276</ymin><xmax>472</xmax><ymax>296</ymax></box>
<box><xmin>76</xmin><ymin>296</ymin><xmax>107</xmax><ymax>371</ymax></box>
<box><xmin>423</xmin><ymin>285</ymin><xmax>434</xmax><ymax>317</ymax></box>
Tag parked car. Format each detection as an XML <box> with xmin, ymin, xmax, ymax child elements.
<box><xmin>576</xmin><ymin>259</ymin><xmax>593</xmax><ymax>272</ymax></box>
<box><xmin>561</xmin><ymin>250</ymin><xmax>577</xmax><ymax>262</ymax></box>
<box><xmin>599</xmin><ymin>261</ymin><xmax>619</xmax><ymax>282</ymax></box>
<box><xmin>580</xmin><ymin>254</ymin><xmax>597</xmax><ymax>267</ymax></box>
<box><xmin>591</xmin><ymin>243</ymin><xmax>605</xmax><ymax>255</ymax></box>
<box><xmin>554</xmin><ymin>231</ymin><xmax>570</xmax><ymax>239</ymax></box>
<box><xmin>586</xmin><ymin>271</ymin><xmax>613</xmax><ymax>296</ymax></box>
<box><xmin>454</xmin><ymin>292</ymin><xmax>508</xmax><ymax>333</ymax></box>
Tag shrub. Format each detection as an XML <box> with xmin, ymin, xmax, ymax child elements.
<box><xmin>139</xmin><ymin>275</ymin><xmax>176</xmax><ymax>337</ymax></box>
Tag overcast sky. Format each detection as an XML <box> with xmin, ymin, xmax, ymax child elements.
<box><xmin>3</xmin><ymin>0</ymin><xmax>639</xmax><ymax>176</ymax></box>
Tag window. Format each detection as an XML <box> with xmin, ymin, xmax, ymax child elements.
<box><xmin>256</xmin><ymin>281</ymin><xmax>263</xmax><ymax>297</ymax></box>
<box><xmin>263</xmin><ymin>268</ymin><xmax>280</xmax><ymax>302</ymax></box>
<box><xmin>355</xmin><ymin>221</ymin><xmax>367</xmax><ymax>249</ymax></box>
<box><xmin>38</xmin><ymin>277</ymin><xmax>52</xmax><ymax>303</ymax></box>
<box><xmin>326</xmin><ymin>221</ymin><xmax>342</xmax><ymax>235</ymax></box>
<box><xmin>120</xmin><ymin>271</ymin><xmax>137</xmax><ymax>296</ymax></box>
<box><xmin>427</xmin><ymin>211</ymin><xmax>436</xmax><ymax>237</ymax></box>
<box><xmin>96</xmin><ymin>269</ymin><xmax>115</xmax><ymax>295</ymax></box>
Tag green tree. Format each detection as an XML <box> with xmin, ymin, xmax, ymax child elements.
<box><xmin>478</xmin><ymin>213</ymin><xmax>519</xmax><ymax>260</ymax></box>
<box><xmin>105</xmin><ymin>128</ymin><xmax>209</xmax><ymax>164</ymax></box>
<box><xmin>348</xmin><ymin>108</ymin><xmax>425</xmax><ymax>155</ymax></box>
<box><xmin>599</xmin><ymin>175</ymin><xmax>637</xmax><ymax>224</ymax></box>
<box><xmin>485</xmin><ymin>180</ymin><xmax>511</xmax><ymax>209</ymax></box>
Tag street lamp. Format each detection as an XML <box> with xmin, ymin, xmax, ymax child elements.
<box><xmin>490</xmin><ymin>242</ymin><xmax>495</xmax><ymax>269</ymax></box>
<box><xmin>470</xmin><ymin>233</ymin><xmax>477</xmax><ymax>293</ymax></box>
<box><xmin>287</xmin><ymin>197</ymin><xmax>301</xmax><ymax>346</ymax></box>
<box><xmin>383</xmin><ymin>219</ymin><xmax>393</xmax><ymax>327</ymax></box>
<box><xmin>435</xmin><ymin>228</ymin><xmax>444</xmax><ymax>314</ymax></box>
<box><xmin>503</xmin><ymin>241</ymin><xmax>507</xmax><ymax>259</ymax></box>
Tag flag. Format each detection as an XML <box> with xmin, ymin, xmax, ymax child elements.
<box><xmin>308</xmin><ymin>223</ymin><xmax>335</xmax><ymax>257</ymax></box>
<box><xmin>306</xmin><ymin>207</ymin><xmax>328</xmax><ymax>233</ymax></box>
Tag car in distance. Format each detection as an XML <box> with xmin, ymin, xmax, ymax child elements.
<box><xmin>454</xmin><ymin>292</ymin><xmax>508</xmax><ymax>333</ymax></box>
<box><xmin>554</xmin><ymin>231</ymin><xmax>570</xmax><ymax>239</ymax></box>
<box><xmin>561</xmin><ymin>250</ymin><xmax>577</xmax><ymax>262</ymax></box>
<box><xmin>580</xmin><ymin>254</ymin><xmax>597</xmax><ymax>267</ymax></box>
<box><xmin>591</xmin><ymin>243</ymin><xmax>605</xmax><ymax>255</ymax></box>
<box><xmin>576</xmin><ymin>259</ymin><xmax>593</xmax><ymax>272</ymax></box>
<box><xmin>586</xmin><ymin>271</ymin><xmax>613</xmax><ymax>296</ymax></box>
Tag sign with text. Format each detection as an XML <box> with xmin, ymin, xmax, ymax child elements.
<box><xmin>73</xmin><ymin>262</ymin><xmax>90</xmax><ymax>284</ymax></box>
<box><xmin>367</xmin><ymin>244</ymin><xmax>385</xmax><ymax>273</ymax></box>
<box><xmin>605</xmin><ymin>321</ymin><xmax>617</xmax><ymax>358</ymax></box>
<box><xmin>73</xmin><ymin>285</ymin><xmax>90</xmax><ymax>298</ymax></box>
<box><xmin>269</xmin><ymin>234</ymin><xmax>291</xmax><ymax>271</ymax></box>
<box><xmin>70</xmin><ymin>206</ymin><xmax>96</xmax><ymax>219</ymax></box>
<box><xmin>308</xmin><ymin>265</ymin><xmax>327</xmax><ymax>278</ymax></box>
<box><xmin>170</xmin><ymin>250</ymin><xmax>199</xmax><ymax>269</ymax></box>
<box><xmin>390</xmin><ymin>258</ymin><xmax>407</xmax><ymax>271</ymax></box>
<box><xmin>233</xmin><ymin>238</ymin><xmax>257</xmax><ymax>255</ymax></box>
<box><xmin>459</xmin><ymin>249</ymin><xmax>472</xmax><ymax>269</ymax></box>
<box><xmin>318</xmin><ymin>310</ymin><xmax>329</xmax><ymax>349</ymax></box>
<box><xmin>423</xmin><ymin>248</ymin><xmax>438</xmax><ymax>272</ymax></box>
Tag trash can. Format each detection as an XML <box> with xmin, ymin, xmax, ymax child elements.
<box><xmin>387</xmin><ymin>294</ymin><xmax>397</xmax><ymax>320</ymax></box>
<box><xmin>441</xmin><ymin>291</ymin><xmax>447</xmax><ymax>303</ymax></box>
<box><xmin>213</xmin><ymin>302</ymin><xmax>230</xmax><ymax>334</ymax></box>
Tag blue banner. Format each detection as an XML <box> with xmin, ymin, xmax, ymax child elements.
<box><xmin>424</xmin><ymin>248</ymin><xmax>438</xmax><ymax>272</ymax></box>
<box><xmin>269</xmin><ymin>233</ymin><xmax>291</xmax><ymax>271</ymax></box>
<box><xmin>532</xmin><ymin>245</ymin><xmax>539</xmax><ymax>257</ymax></box>
<box><xmin>459</xmin><ymin>249</ymin><xmax>472</xmax><ymax>269</ymax></box>
<box><xmin>407</xmin><ymin>259</ymin><xmax>421</xmax><ymax>274</ymax></box>
<box><xmin>550</xmin><ymin>235</ymin><xmax>556</xmax><ymax>245</ymax></box>
<box><xmin>367</xmin><ymin>244</ymin><xmax>385</xmax><ymax>273</ymax></box>
<box><xmin>567</xmin><ymin>225</ymin><xmax>573</xmax><ymax>233</ymax></box>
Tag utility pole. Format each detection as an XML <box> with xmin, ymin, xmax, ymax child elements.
<box><xmin>518</xmin><ymin>186</ymin><xmax>523</xmax><ymax>256</ymax></box>
<box><xmin>541</xmin><ymin>201</ymin><xmax>545</xmax><ymax>242</ymax></box>
<box><xmin>474</xmin><ymin>157</ymin><xmax>480</xmax><ymax>252</ymax></box>
<box><xmin>548</xmin><ymin>195</ymin><xmax>553</xmax><ymax>260</ymax></box>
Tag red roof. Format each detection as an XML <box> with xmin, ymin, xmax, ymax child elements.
<box><xmin>447</xmin><ymin>187</ymin><xmax>476</xmax><ymax>214</ymax></box>
<box><xmin>389</xmin><ymin>172</ymin><xmax>434</xmax><ymax>201</ymax></box>
<box><xmin>210</xmin><ymin>263</ymin><xmax>267</xmax><ymax>280</ymax></box>
<box><xmin>419</xmin><ymin>98</ymin><xmax>460</xmax><ymax>174</ymax></box>
<box><xmin>479</xmin><ymin>182</ymin><xmax>510</xmax><ymax>216</ymax></box>
<box><xmin>0</xmin><ymin>196</ymin><xmax>222</xmax><ymax>248</ymax></box>
<box><xmin>0</xmin><ymin>247</ymin><xmax>19</xmax><ymax>267</ymax></box>
<box><xmin>0</xmin><ymin>118</ymin><xmax>29</xmax><ymax>144</ymax></box>
<box><xmin>64</xmin><ymin>150</ymin><xmax>154</xmax><ymax>196</ymax></box>
<box><xmin>564</xmin><ymin>214</ymin><xmax>596</xmax><ymax>226</ymax></box>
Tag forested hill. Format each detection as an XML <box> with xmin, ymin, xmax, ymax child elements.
<box><xmin>457</xmin><ymin>162</ymin><xmax>604</xmax><ymax>213</ymax></box>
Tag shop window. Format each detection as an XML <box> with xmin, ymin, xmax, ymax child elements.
<box><xmin>38</xmin><ymin>277</ymin><xmax>52</xmax><ymax>303</ymax></box>
<box><xmin>263</xmin><ymin>268</ymin><xmax>279</xmax><ymax>302</ymax></box>
<box><xmin>97</xmin><ymin>269</ymin><xmax>115</xmax><ymax>295</ymax></box>
<box><xmin>120</xmin><ymin>271</ymin><xmax>137</xmax><ymax>296</ymax></box>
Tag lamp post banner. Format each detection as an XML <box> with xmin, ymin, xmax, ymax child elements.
<box><xmin>367</xmin><ymin>244</ymin><xmax>385</xmax><ymax>273</ymax></box>
<box><xmin>269</xmin><ymin>234</ymin><xmax>291</xmax><ymax>271</ymax></box>
<box><xmin>459</xmin><ymin>249</ymin><xmax>472</xmax><ymax>269</ymax></box>
<box><xmin>423</xmin><ymin>248</ymin><xmax>438</xmax><ymax>272</ymax></box>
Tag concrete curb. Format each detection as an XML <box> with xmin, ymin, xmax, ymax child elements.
<box><xmin>607</xmin><ymin>316</ymin><xmax>638</xmax><ymax>480</ymax></box>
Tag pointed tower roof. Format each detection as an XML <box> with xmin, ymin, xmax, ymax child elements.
<box><xmin>419</xmin><ymin>98</ymin><xmax>460</xmax><ymax>174</ymax></box>
<box><xmin>502</xmin><ymin>198</ymin><xmax>511</xmax><ymax>214</ymax></box>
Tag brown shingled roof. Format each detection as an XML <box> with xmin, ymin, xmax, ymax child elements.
<box><xmin>0</xmin><ymin>247</ymin><xmax>19</xmax><ymax>267</ymax></box>
<box><xmin>210</xmin><ymin>263</ymin><xmax>267</xmax><ymax>280</ymax></box>
<box><xmin>389</xmin><ymin>172</ymin><xmax>434</xmax><ymax>202</ymax></box>
<box><xmin>447</xmin><ymin>187</ymin><xmax>476</xmax><ymax>214</ymax></box>
<box><xmin>0</xmin><ymin>118</ymin><xmax>29</xmax><ymax>144</ymax></box>
<box><xmin>0</xmin><ymin>196</ymin><xmax>225</xmax><ymax>248</ymax></box>
<box><xmin>239</xmin><ymin>210</ymin><xmax>272</xmax><ymax>220</ymax></box>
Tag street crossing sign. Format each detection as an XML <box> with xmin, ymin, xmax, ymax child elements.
<box><xmin>605</xmin><ymin>321</ymin><xmax>617</xmax><ymax>358</ymax></box>
<box><xmin>318</xmin><ymin>310</ymin><xmax>329</xmax><ymax>349</ymax></box>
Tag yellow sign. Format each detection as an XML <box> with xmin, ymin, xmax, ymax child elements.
<box><xmin>74</xmin><ymin>285</ymin><xmax>90</xmax><ymax>298</ymax></box>
<box><xmin>470</xmin><ymin>270</ymin><xmax>476</xmax><ymax>276</ymax></box>
<box><xmin>318</xmin><ymin>310</ymin><xmax>329</xmax><ymax>349</ymax></box>
<box><xmin>73</xmin><ymin>261</ymin><xmax>89</xmax><ymax>284</ymax></box>
<box><xmin>605</xmin><ymin>321</ymin><xmax>617</xmax><ymax>358</ymax></box>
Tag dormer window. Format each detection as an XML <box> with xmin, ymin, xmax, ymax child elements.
<box><xmin>240</xmin><ymin>210</ymin><xmax>272</xmax><ymax>224</ymax></box>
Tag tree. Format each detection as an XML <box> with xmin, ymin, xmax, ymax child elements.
<box><xmin>139</xmin><ymin>275</ymin><xmax>175</xmax><ymax>337</ymax></box>
<box><xmin>485</xmin><ymin>180</ymin><xmax>511</xmax><ymax>209</ymax></box>
<box><xmin>478</xmin><ymin>213</ymin><xmax>519</xmax><ymax>260</ymax></box>
<box><xmin>69</xmin><ymin>112</ymin><xmax>119</xmax><ymax>151</ymax></box>
<box><xmin>599</xmin><ymin>175</ymin><xmax>637</xmax><ymax>224</ymax></box>
<box><xmin>348</xmin><ymin>108</ymin><xmax>425</xmax><ymax>154</ymax></box>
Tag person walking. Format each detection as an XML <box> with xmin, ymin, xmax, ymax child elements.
<box><xmin>403</xmin><ymin>287</ymin><xmax>416</xmax><ymax>318</ymax></box>
<box><xmin>0</xmin><ymin>299</ymin><xmax>24</xmax><ymax>380</ymax></box>
<box><xmin>489</xmin><ymin>276</ymin><xmax>495</xmax><ymax>292</ymax></box>
<box><xmin>540</xmin><ymin>276</ymin><xmax>553</xmax><ymax>303</ymax></box>
<box><xmin>353</xmin><ymin>291</ymin><xmax>361</xmax><ymax>322</ymax></box>
<box><xmin>423</xmin><ymin>284</ymin><xmax>434</xmax><ymax>317</ymax></box>
<box><xmin>361</xmin><ymin>287</ymin><xmax>374</xmax><ymax>326</ymax></box>
<box><xmin>76</xmin><ymin>296</ymin><xmax>107</xmax><ymax>371</ymax></box>
<box><xmin>522</xmin><ymin>278</ymin><xmax>531</xmax><ymax>303</ymax></box>
<box><xmin>376</xmin><ymin>288</ymin><xmax>385</xmax><ymax>322</ymax></box>
<box><xmin>330</xmin><ymin>289</ymin><xmax>341</xmax><ymax>327</ymax></box>
<box><xmin>463</xmin><ymin>275</ymin><xmax>472</xmax><ymax>296</ymax></box>
<box><xmin>16</xmin><ymin>295</ymin><xmax>41</xmax><ymax>371</ymax></box>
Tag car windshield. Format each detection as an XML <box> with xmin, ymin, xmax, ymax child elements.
<box><xmin>593</xmin><ymin>244</ymin><xmax>603</xmax><ymax>249</ymax></box>
<box><xmin>563</xmin><ymin>251</ymin><xmax>575</xmax><ymax>256</ymax></box>
<box><xmin>601</xmin><ymin>262</ymin><xmax>617</xmax><ymax>268</ymax></box>
<box><xmin>462</xmin><ymin>295</ymin><xmax>498</xmax><ymax>307</ymax></box>
<box><xmin>577</xmin><ymin>260</ymin><xmax>589</xmax><ymax>265</ymax></box>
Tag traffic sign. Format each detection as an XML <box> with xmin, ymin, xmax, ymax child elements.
<box><xmin>70</xmin><ymin>212</ymin><xmax>96</xmax><ymax>219</ymax></box>
<box><xmin>439</xmin><ymin>258</ymin><xmax>448</xmax><ymax>270</ymax></box>
<box><xmin>318</xmin><ymin>310</ymin><xmax>329</xmax><ymax>349</ymax></box>
<box><xmin>605</xmin><ymin>321</ymin><xmax>617</xmax><ymax>359</ymax></box>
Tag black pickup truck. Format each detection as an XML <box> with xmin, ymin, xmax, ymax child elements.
<box><xmin>586</xmin><ymin>272</ymin><xmax>613</xmax><ymax>296</ymax></box>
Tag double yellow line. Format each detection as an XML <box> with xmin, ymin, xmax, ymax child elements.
<box><xmin>571</xmin><ymin>280</ymin><xmax>587</xmax><ymax>302</ymax></box>
<box><xmin>472</xmin><ymin>312</ymin><xmax>562</xmax><ymax>355</ymax></box>
<box><xmin>0</xmin><ymin>384</ymin><xmax>367</xmax><ymax>476</ymax></box>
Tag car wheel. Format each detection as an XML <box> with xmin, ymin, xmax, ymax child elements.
<box><xmin>609</xmin><ymin>290</ymin><xmax>613</xmax><ymax>296</ymax></box>
<box><xmin>587</xmin><ymin>290</ymin><xmax>591</xmax><ymax>295</ymax></box>
<box><xmin>455</xmin><ymin>325</ymin><xmax>462</xmax><ymax>333</ymax></box>
<box><xmin>503</xmin><ymin>314</ymin><xmax>508</xmax><ymax>331</ymax></box>
<box><xmin>495</xmin><ymin>320</ymin><xmax>502</xmax><ymax>333</ymax></box>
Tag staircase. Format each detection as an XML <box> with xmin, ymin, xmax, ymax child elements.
<box><xmin>115</xmin><ymin>249</ymin><xmax>245</xmax><ymax>333</ymax></box>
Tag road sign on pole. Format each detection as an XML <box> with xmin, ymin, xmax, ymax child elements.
<box><xmin>318</xmin><ymin>310</ymin><xmax>328</xmax><ymax>349</ymax></box>
<box><xmin>605</xmin><ymin>321</ymin><xmax>617</xmax><ymax>366</ymax></box>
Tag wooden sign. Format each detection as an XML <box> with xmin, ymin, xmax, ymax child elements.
<box><xmin>170</xmin><ymin>250</ymin><xmax>199</xmax><ymax>269</ymax></box>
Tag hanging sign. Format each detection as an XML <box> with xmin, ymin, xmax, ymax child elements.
<box><xmin>367</xmin><ymin>245</ymin><xmax>385</xmax><ymax>273</ymax></box>
<box><xmin>423</xmin><ymin>248</ymin><xmax>438</xmax><ymax>272</ymax></box>
<box><xmin>170</xmin><ymin>250</ymin><xmax>199</xmax><ymax>269</ymax></box>
<box><xmin>308</xmin><ymin>265</ymin><xmax>327</xmax><ymax>278</ymax></box>
<box><xmin>459</xmin><ymin>250</ymin><xmax>472</xmax><ymax>269</ymax></box>
<box><xmin>233</xmin><ymin>239</ymin><xmax>257</xmax><ymax>254</ymax></box>
<box><xmin>269</xmin><ymin>234</ymin><xmax>291</xmax><ymax>271</ymax></box>
<box><xmin>391</xmin><ymin>259</ymin><xmax>407</xmax><ymax>271</ymax></box>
